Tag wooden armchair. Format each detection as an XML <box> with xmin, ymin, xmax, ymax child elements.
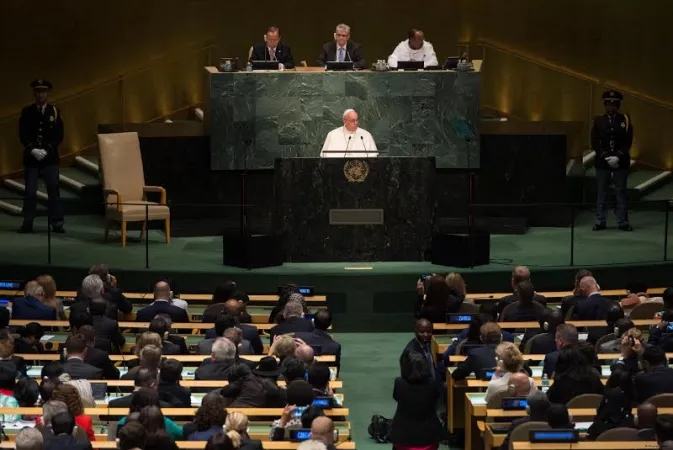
<box><xmin>97</xmin><ymin>132</ymin><xmax>170</xmax><ymax>247</ymax></box>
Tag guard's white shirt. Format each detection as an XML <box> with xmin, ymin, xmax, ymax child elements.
<box><xmin>387</xmin><ymin>40</ymin><xmax>439</xmax><ymax>68</ymax></box>
<box><xmin>320</xmin><ymin>126</ymin><xmax>378</xmax><ymax>158</ymax></box>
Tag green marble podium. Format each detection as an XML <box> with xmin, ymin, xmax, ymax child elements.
<box><xmin>206</xmin><ymin>67</ymin><xmax>480</xmax><ymax>170</ymax></box>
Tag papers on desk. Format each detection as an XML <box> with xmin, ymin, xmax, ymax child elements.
<box><xmin>40</xmin><ymin>335</ymin><xmax>55</xmax><ymax>342</ymax></box>
<box><xmin>27</xmin><ymin>368</ymin><xmax>41</xmax><ymax>378</ymax></box>
<box><xmin>579</xmin><ymin>333</ymin><xmax>588</xmax><ymax>341</ymax></box>
<box><xmin>574</xmin><ymin>422</ymin><xmax>592</xmax><ymax>431</ymax></box>
<box><xmin>4</xmin><ymin>421</ymin><xmax>36</xmax><ymax>430</ymax></box>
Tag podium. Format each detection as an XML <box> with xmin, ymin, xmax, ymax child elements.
<box><xmin>274</xmin><ymin>157</ymin><xmax>436</xmax><ymax>262</ymax></box>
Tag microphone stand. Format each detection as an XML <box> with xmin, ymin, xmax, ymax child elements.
<box><xmin>361</xmin><ymin>135</ymin><xmax>368</xmax><ymax>157</ymax></box>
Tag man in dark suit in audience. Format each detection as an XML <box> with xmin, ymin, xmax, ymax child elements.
<box><xmin>137</xmin><ymin>281</ymin><xmax>189</xmax><ymax>323</ymax></box>
<box><xmin>492</xmin><ymin>266</ymin><xmax>547</xmax><ymax>320</ymax></box>
<box><xmin>204</xmin><ymin>301</ymin><xmax>263</xmax><ymax>355</ymax></box>
<box><xmin>268</xmin><ymin>300</ymin><xmax>314</xmax><ymax>341</ymax></box>
<box><xmin>14</xmin><ymin>322</ymin><xmax>45</xmax><ymax>354</ymax></box>
<box><xmin>572</xmin><ymin>276</ymin><xmax>614</xmax><ymax>320</ymax></box>
<box><xmin>500</xmin><ymin>280</ymin><xmax>547</xmax><ymax>322</ymax></box>
<box><xmin>524</xmin><ymin>308</ymin><xmax>564</xmax><ymax>355</ymax></box>
<box><xmin>501</xmin><ymin>389</ymin><xmax>551</xmax><ymax>450</ymax></box>
<box><xmin>61</xmin><ymin>335</ymin><xmax>103</xmax><ymax>380</ymax></box>
<box><xmin>102</xmin><ymin>370</ymin><xmax>177</xmax><ymax>421</ymax></box>
<box><xmin>89</xmin><ymin>297</ymin><xmax>124</xmax><ymax>352</ymax></box>
<box><xmin>294</xmin><ymin>309</ymin><xmax>342</xmax><ymax>374</ymax></box>
<box><xmin>635</xmin><ymin>346</ymin><xmax>673</xmax><ymax>403</ymax></box>
<box><xmin>542</xmin><ymin>323</ymin><xmax>578</xmax><ymax>377</ymax></box>
<box><xmin>452</xmin><ymin>322</ymin><xmax>502</xmax><ymax>380</ymax></box>
<box><xmin>12</xmin><ymin>281</ymin><xmax>57</xmax><ymax>320</ymax></box>
<box><xmin>194</xmin><ymin>338</ymin><xmax>237</xmax><ymax>385</ymax></box>
<box><xmin>317</xmin><ymin>23</ymin><xmax>366</xmax><ymax>69</ymax></box>
<box><xmin>0</xmin><ymin>331</ymin><xmax>27</xmax><ymax>377</ymax></box>
<box><xmin>249</xmin><ymin>26</ymin><xmax>295</xmax><ymax>69</ymax></box>
<box><xmin>560</xmin><ymin>269</ymin><xmax>593</xmax><ymax>318</ymax></box>
<box><xmin>75</xmin><ymin>325</ymin><xmax>119</xmax><ymax>380</ymax></box>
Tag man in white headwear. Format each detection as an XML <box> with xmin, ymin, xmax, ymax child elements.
<box><xmin>320</xmin><ymin>109</ymin><xmax>378</xmax><ymax>158</ymax></box>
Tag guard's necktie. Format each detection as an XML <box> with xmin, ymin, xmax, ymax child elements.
<box><xmin>338</xmin><ymin>48</ymin><xmax>345</xmax><ymax>62</ymax></box>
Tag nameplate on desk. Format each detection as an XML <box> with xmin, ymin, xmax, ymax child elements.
<box><xmin>329</xmin><ymin>209</ymin><xmax>383</xmax><ymax>225</ymax></box>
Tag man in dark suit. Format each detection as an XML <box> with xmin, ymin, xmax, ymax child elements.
<box><xmin>294</xmin><ymin>309</ymin><xmax>342</xmax><ymax>374</ymax></box>
<box><xmin>269</xmin><ymin>300</ymin><xmax>314</xmax><ymax>341</ymax></box>
<box><xmin>501</xmin><ymin>280</ymin><xmax>547</xmax><ymax>323</ymax></box>
<box><xmin>103</xmin><ymin>371</ymin><xmax>178</xmax><ymax>421</ymax></box>
<box><xmin>492</xmin><ymin>266</ymin><xmax>547</xmax><ymax>319</ymax></box>
<box><xmin>61</xmin><ymin>335</ymin><xmax>103</xmax><ymax>380</ymax></box>
<box><xmin>635</xmin><ymin>346</ymin><xmax>673</xmax><ymax>403</ymax></box>
<box><xmin>572</xmin><ymin>276</ymin><xmax>615</xmax><ymax>321</ymax></box>
<box><xmin>75</xmin><ymin>324</ymin><xmax>120</xmax><ymax>380</ymax></box>
<box><xmin>400</xmin><ymin>318</ymin><xmax>437</xmax><ymax>380</ymax></box>
<box><xmin>0</xmin><ymin>331</ymin><xmax>27</xmax><ymax>377</ymax></box>
<box><xmin>542</xmin><ymin>323</ymin><xmax>578</xmax><ymax>377</ymax></box>
<box><xmin>204</xmin><ymin>307</ymin><xmax>263</xmax><ymax>355</ymax></box>
<box><xmin>89</xmin><ymin>297</ymin><xmax>124</xmax><ymax>352</ymax></box>
<box><xmin>14</xmin><ymin>322</ymin><xmax>46</xmax><ymax>355</ymax></box>
<box><xmin>158</xmin><ymin>358</ymin><xmax>191</xmax><ymax>407</ymax></box>
<box><xmin>501</xmin><ymin>389</ymin><xmax>551</xmax><ymax>450</ymax></box>
<box><xmin>194</xmin><ymin>338</ymin><xmax>237</xmax><ymax>393</ymax></box>
<box><xmin>452</xmin><ymin>322</ymin><xmax>502</xmax><ymax>380</ymax></box>
<box><xmin>560</xmin><ymin>269</ymin><xmax>593</xmax><ymax>318</ymax></box>
<box><xmin>317</xmin><ymin>23</ymin><xmax>366</xmax><ymax>69</ymax></box>
<box><xmin>137</xmin><ymin>281</ymin><xmax>189</xmax><ymax>323</ymax></box>
<box><xmin>43</xmin><ymin>412</ymin><xmax>93</xmax><ymax>450</ymax></box>
<box><xmin>524</xmin><ymin>308</ymin><xmax>563</xmax><ymax>355</ymax></box>
<box><xmin>12</xmin><ymin>281</ymin><xmax>57</xmax><ymax>320</ymax></box>
<box><xmin>249</xmin><ymin>26</ymin><xmax>295</xmax><ymax>69</ymax></box>
<box><xmin>18</xmin><ymin>79</ymin><xmax>65</xmax><ymax>234</ymax></box>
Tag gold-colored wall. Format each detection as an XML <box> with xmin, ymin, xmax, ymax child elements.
<box><xmin>2</xmin><ymin>0</ymin><xmax>672</xmax><ymax>175</ymax></box>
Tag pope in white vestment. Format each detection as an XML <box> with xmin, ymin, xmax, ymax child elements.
<box><xmin>320</xmin><ymin>109</ymin><xmax>378</xmax><ymax>158</ymax></box>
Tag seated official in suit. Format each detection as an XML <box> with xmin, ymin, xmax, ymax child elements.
<box><xmin>72</xmin><ymin>265</ymin><xmax>132</xmax><ymax>320</ymax></box>
<box><xmin>43</xmin><ymin>411</ymin><xmax>94</xmax><ymax>450</ymax></box>
<box><xmin>158</xmin><ymin>358</ymin><xmax>191</xmax><ymax>407</ymax></box>
<box><xmin>205</xmin><ymin>300</ymin><xmax>263</xmax><ymax>355</ymax></box>
<box><xmin>89</xmin><ymin>297</ymin><xmax>125</xmax><ymax>352</ymax></box>
<box><xmin>108</xmin><ymin>369</ymin><xmax>177</xmax><ymax>409</ymax></box>
<box><xmin>294</xmin><ymin>309</ymin><xmax>342</xmax><ymax>374</ymax></box>
<box><xmin>74</xmin><ymin>324</ymin><xmax>120</xmax><ymax>380</ymax></box>
<box><xmin>195</xmin><ymin>337</ymin><xmax>237</xmax><ymax>384</ymax></box>
<box><xmin>600</xmin><ymin>318</ymin><xmax>635</xmax><ymax>353</ymax></box>
<box><xmin>317</xmin><ymin>23</ymin><xmax>366</xmax><ymax>69</ymax></box>
<box><xmin>268</xmin><ymin>300</ymin><xmax>314</xmax><ymax>341</ymax></box>
<box><xmin>148</xmin><ymin>317</ymin><xmax>183</xmax><ymax>355</ymax></box>
<box><xmin>561</xmin><ymin>269</ymin><xmax>593</xmax><ymax>318</ymax></box>
<box><xmin>137</xmin><ymin>281</ymin><xmax>189</xmax><ymax>323</ymax></box>
<box><xmin>492</xmin><ymin>266</ymin><xmax>547</xmax><ymax>320</ymax></box>
<box><xmin>546</xmin><ymin>346</ymin><xmax>604</xmax><ymax>404</ymax></box>
<box><xmin>122</xmin><ymin>344</ymin><xmax>162</xmax><ymax>381</ymax></box>
<box><xmin>484</xmin><ymin>342</ymin><xmax>535</xmax><ymax>402</ymax></box>
<box><xmin>111</xmin><ymin>384</ymin><xmax>183</xmax><ymax>431</ymax></box>
<box><xmin>522</xmin><ymin>308</ymin><xmax>563</xmax><ymax>355</ymax></box>
<box><xmin>14</xmin><ymin>322</ymin><xmax>45</xmax><ymax>354</ymax></box>
<box><xmin>572</xmin><ymin>275</ymin><xmax>614</xmax><ymax>320</ymax></box>
<box><xmin>500</xmin><ymin>280</ymin><xmax>547</xmax><ymax>322</ymax></box>
<box><xmin>320</xmin><ymin>109</ymin><xmax>377</xmax><ymax>158</ymax></box>
<box><xmin>452</xmin><ymin>322</ymin><xmax>502</xmax><ymax>380</ymax></box>
<box><xmin>307</xmin><ymin>363</ymin><xmax>340</xmax><ymax>407</ymax></box>
<box><xmin>0</xmin><ymin>332</ymin><xmax>27</xmax><ymax>377</ymax></box>
<box><xmin>542</xmin><ymin>323</ymin><xmax>579</xmax><ymax>377</ymax></box>
<box><xmin>387</xmin><ymin>28</ymin><xmax>438</xmax><ymax>69</ymax></box>
<box><xmin>249</xmin><ymin>26</ymin><xmax>294</xmax><ymax>69</ymax></box>
<box><xmin>61</xmin><ymin>335</ymin><xmax>103</xmax><ymax>380</ymax></box>
<box><xmin>635</xmin><ymin>346</ymin><xmax>673</xmax><ymax>403</ymax></box>
<box><xmin>501</xmin><ymin>389</ymin><xmax>551</xmax><ymax>450</ymax></box>
<box><xmin>12</xmin><ymin>280</ymin><xmax>56</xmax><ymax>320</ymax></box>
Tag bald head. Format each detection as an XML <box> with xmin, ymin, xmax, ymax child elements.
<box><xmin>295</xmin><ymin>345</ymin><xmax>315</xmax><ymax>366</ymax></box>
<box><xmin>342</xmin><ymin>109</ymin><xmax>359</xmax><ymax>132</ymax></box>
<box><xmin>223</xmin><ymin>299</ymin><xmax>241</xmax><ymax>318</ymax></box>
<box><xmin>311</xmin><ymin>416</ymin><xmax>335</xmax><ymax>445</ymax></box>
<box><xmin>579</xmin><ymin>276</ymin><xmax>599</xmax><ymax>295</ymax></box>
<box><xmin>154</xmin><ymin>281</ymin><xmax>170</xmax><ymax>300</ymax></box>
<box><xmin>637</xmin><ymin>402</ymin><xmax>658</xmax><ymax>430</ymax></box>
<box><xmin>508</xmin><ymin>372</ymin><xmax>532</xmax><ymax>397</ymax></box>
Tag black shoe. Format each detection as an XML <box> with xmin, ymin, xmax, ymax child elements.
<box><xmin>592</xmin><ymin>223</ymin><xmax>606</xmax><ymax>231</ymax></box>
<box><xmin>17</xmin><ymin>225</ymin><xmax>34</xmax><ymax>234</ymax></box>
<box><xmin>618</xmin><ymin>224</ymin><xmax>633</xmax><ymax>232</ymax></box>
<box><xmin>52</xmin><ymin>227</ymin><xmax>65</xmax><ymax>234</ymax></box>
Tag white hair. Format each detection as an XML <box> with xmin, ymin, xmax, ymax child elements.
<box><xmin>212</xmin><ymin>337</ymin><xmax>236</xmax><ymax>361</ymax></box>
<box><xmin>335</xmin><ymin>23</ymin><xmax>350</xmax><ymax>34</ymax></box>
<box><xmin>342</xmin><ymin>109</ymin><xmax>356</xmax><ymax>119</ymax></box>
<box><xmin>24</xmin><ymin>280</ymin><xmax>44</xmax><ymax>298</ymax></box>
<box><xmin>298</xmin><ymin>440</ymin><xmax>327</xmax><ymax>450</ymax></box>
<box><xmin>81</xmin><ymin>274</ymin><xmax>104</xmax><ymax>299</ymax></box>
<box><xmin>16</xmin><ymin>428</ymin><xmax>43</xmax><ymax>450</ymax></box>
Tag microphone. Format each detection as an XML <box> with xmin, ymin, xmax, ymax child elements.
<box><xmin>344</xmin><ymin>136</ymin><xmax>352</xmax><ymax>157</ymax></box>
<box><xmin>361</xmin><ymin>136</ymin><xmax>368</xmax><ymax>156</ymax></box>
<box><xmin>346</xmin><ymin>50</ymin><xmax>352</xmax><ymax>63</ymax></box>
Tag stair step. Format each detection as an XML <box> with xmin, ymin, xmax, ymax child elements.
<box><xmin>59</xmin><ymin>167</ymin><xmax>100</xmax><ymax>192</ymax></box>
<box><xmin>74</xmin><ymin>155</ymin><xmax>99</xmax><ymax>174</ymax></box>
<box><xmin>0</xmin><ymin>187</ymin><xmax>47</xmax><ymax>216</ymax></box>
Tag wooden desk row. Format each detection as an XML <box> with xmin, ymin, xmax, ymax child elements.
<box><xmin>445</xmin><ymin>352</ymin><xmax>659</xmax><ymax>363</ymax></box>
<box><xmin>433</xmin><ymin>319</ymin><xmax>658</xmax><ymax>331</ymax></box>
<box><xmin>0</xmin><ymin>442</ymin><xmax>355</xmax><ymax>450</ymax></box>
<box><xmin>0</xmin><ymin>407</ymin><xmax>349</xmax><ymax>417</ymax></box>
<box><xmin>16</xmin><ymin>353</ymin><xmax>336</xmax><ymax>363</ymax></box>
<box><xmin>24</xmin><ymin>379</ymin><xmax>343</xmax><ymax>388</ymax></box>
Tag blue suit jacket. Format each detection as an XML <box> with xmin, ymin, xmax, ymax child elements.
<box><xmin>11</xmin><ymin>296</ymin><xmax>56</xmax><ymax>320</ymax></box>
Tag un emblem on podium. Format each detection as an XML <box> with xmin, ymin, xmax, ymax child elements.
<box><xmin>343</xmin><ymin>160</ymin><xmax>369</xmax><ymax>183</ymax></box>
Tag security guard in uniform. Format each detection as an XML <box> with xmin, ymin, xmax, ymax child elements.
<box><xmin>592</xmin><ymin>89</ymin><xmax>633</xmax><ymax>231</ymax></box>
<box><xmin>18</xmin><ymin>80</ymin><xmax>65</xmax><ymax>234</ymax></box>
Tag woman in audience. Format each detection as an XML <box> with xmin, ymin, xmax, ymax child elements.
<box><xmin>611</xmin><ymin>327</ymin><xmax>644</xmax><ymax>377</ymax></box>
<box><xmin>205</xmin><ymin>432</ymin><xmax>241</xmax><ymax>450</ymax></box>
<box><xmin>226</xmin><ymin>412</ymin><xmax>263</xmax><ymax>450</ymax></box>
<box><xmin>36</xmin><ymin>275</ymin><xmax>67</xmax><ymax>320</ymax></box>
<box><xmin>415</xmin><ymin>275</ymin><xmax>464</xmax><ymax>323</ymax></box>
<box><xmin>268</xmin><ymin>334</ymin><xmax>296</xmax><ymax>362</ymax></box>
<box><xmin>149</xmin><ymin>317</ymin><xmax>182</xmax><ymax>355</ymax></box>
<box><xmin>41</xmin><ymin>400</ymin><xmax>69</xmax><ymax>433</ymax></box>
<box><xmin>48</xmin><ymin>384</ymin><xmax>95</xmax><ymax>441</ymax></box>
<box><xmin>586</xmin><ymin>366</ymin><xmax>635</xmax><ymax>440</ymax></box>
<box><xmin>269</xmin><ymin>285</ymin><xmax>308</xmax><ymax>324</ymax></box>
<box><xmin>117</xmin><ymin>388</ymin><xmax>183</xmax><ymax>440</ymax></box>
<box><xmin>183</xmin><ymin>391</ymin><xmax>228</xmax><ymax>441</ymax></box>
<box><xmin>139</xmin><ymin>404</ymin><xmax>180</xmax><ymax>450</ymax></box>
<box><xmin>546</xmin><ymin>346</ymin><xmax>604</xmax><ymax>404</ymax></box>
<box><xmin>128</xmin><ymin>332</ymin><xmax>165</xmax><ymax>369</ymax></box>
<box><xmin>446</xmin><ymin>272</ymin><xmax>471</xmax><ymax>304</ymax></box>
<box><xmin>484</xmin><ymin>342</ymin><xmax>535</xmax><ymax>402</ymax></box>
<box><xmin>443</xmin><ymin>315</ymin><xmax>514</xmax><ymax>363</ymax></box>
<box><xmin>39</xmin><ymin>377</ymin><xmax>62</xmax><ymax>404</ymax></box>
<box><xmin>14</xmin><ymin>377</ymin><xmax>40</xmax><ymax>420</ymax></box>
<box><xmin>600</xmin><ymin>318</ymin><xmax>635</xmax><ymax>353</ymax></box>
<box><xmin>389</xmin><ymin>351</ymin><xmax>443</xmax><ymax>450</ymax></box>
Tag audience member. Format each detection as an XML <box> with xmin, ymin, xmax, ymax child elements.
<box><xmin>89</xmin><ymin>297</ymin><xmax>125</xmax><ymax>352</ymax></box>
<box><xmin>282</xmin><ymin>356</ymin><xmax>309</xmax><ymax>384</ymax></box>
<box><xmin>16</xmin><ymin>428</ymin><xmax>43</xmax><ymax>450</ymax></box>
<box><xmin>224</xmin><ymin>326</ymin><xmax>254</xmax><ymax>357</ymax></box>
<box><xmin>195</xmin><ymin>338</ymin><xmax>237</xmax><ymax>384</ymax></box>
<box><xmin>492</xmin><ymin>266</ymin><xmax>547</xmax><ymax>319</ymax></box>
<box><xmin>572</xmin><ymin>276</ymin><xmax>614</xmax><ymax>320</ymax></box>
<box><xmin>655</xmin><ymin>288</ymin><xmax>673</xmax><ymax>320</ymax></box>
<box><xmin>269</xmin><ymin>300</ymin><xmax>314</xmax><ymax>341</ymax></box>
<box><xmin>269</xmin><ymin>335</ymin><xmax>297</xmax><ymax>362</ymax></box>
<box><xmin>0</xmin><ymin>307</ymin><xmax>9</xmax><ymax>334</ymax></box>
<box><xmin>611</xmin><ymin>327</ymin><xmax>644</xmax><ymax>377</ymax></box>
<box><xmin>443</xmin><ymin>315</ymin><xmax>514</xmax><ymax>363</ymax></box>
<box><xmin>128</xmin><ymin>332</ymin><xmax>165</xmax><ymax>369</ymax></box>
<box><xmin>636</xmin><ymin>346</ymin><xmax>673</xmax><ymax>403</ymax></box>
<box><xmin>204</xmin><ymin>300</ymin><xmax>263</xmax><ymax>355</ymax></box>
<box><xmin>400</xmin><ymin>318</ymin><xmax>436</xmax><ymax>380</ymax></box>
<box><xmin>12</xmin><ymin>280</ymin><xmax>56</xmax><ymax>320</ymax></box>
<box><xmin>62</xmin><ymin>335</ymin><xmax>102</xmax><ymax>379</ymax></box>
<box><xmin>649</xmin><ymin>310</ymin><xmax>673</xmax><ymax>350</ymax></box>
<box><xmin>226</xmin><ymin>412</ymin><xmax>263</xmax><ymax>450</ymax></box>
<box><xmin>86</xmin><ymin>264</ymin><xmax>132</xmax><ymax>317</ymax></box>
<box><xmin>41</xmin><ymin>400</ymin><xmax>68</xmax><ymax>434</ymax></box>
<box><xmin>123</xmin><ymin>345</ymin><xmax>163</xmax><ymax>380</ymax></box>
<box><xmin>500</xmin><ymin>280</ymin><xmax>546</xmax><ymax>322</ymax></box>
<box><xmin>43</xmin><ymin>412</ymin><xmax>93</xmax><ymax>450</ymax></box>
<box><xmin>159</xmin><ymin>358</ymin><xmax>191</xmax><ymax>407</ymax></box>
<box><xmin>76</xmin><ymin>324</ymin><xmax>120</xmax><ymax>380</ymax></box>
<box><xmin>294</xmin><ymin>309</ymin><xmax>342</xmax><ymax>373</ymax></box>
<box><xmin>485</xmin><ymin>342</ymin><xmax>534</xmax><ymax>402</ymax></box>
<box><xmin>118</xmin><ymin>421</ymin><xmax>147</xmax><ymax>450</ymax></box>
<box><xmin>295</xmin><ymin>342</ymin><xmax>315</xmax><ymax>367</ymax></box>
<box><xmin>589</xmin><ymin>301</ymin><xmax>626</xmax><ymax>344</ymax></box>
<box><xmin>199</xmin><ymin>314</ymin><xmax>237</xmax><ymax>355</ymax></box>
<box><xmin>14</xmin><ymin>376</ymin><xmax>39</xmax><ymax>408</ymax></box>
<box><xmin>389</xmin><ymin>351</ymin><xmax>442</xmax><ymax>449</ymax></box>
<box><xmin>14</xmin><ymin>322</ymin><xmax>45</xmax><ymax>354</ymax></box>
<box><xmin>452</xmin><ymin>322</ymin><xmax>502</xmax><ymax>380</ymax></box>
<box><xmin>35</xmin><ymin>275</ymin><xmax>65</xmax><ymax>320</ymax></box>
<box><xmin>415</xmin><ymin>274</ymin><xmax>464</xmax><ymax>322</ymax></box>
<box><xmin>137</xmin><ymin>281</ymin><xmax>189</xmax><ymax>323</ymax></box>
<box><xmin>587</xmin><ymin>366</ymin><xmax>635</xmax><ymax>440</ymax></box>
<box><xmin>0</xmin><ymin>331</ymin><xmax>27</xmax><ymax>377</ymax></box>
<box><xmin>269</xmin><ymin>285</ymin><xmax>305</xmax><ymax>324</ymax></box>
<box><xmin>158</xmin><ymin>278</ymin><xmax>189</xmax><ymax>310</ymax></box>
<box><xmin>149</xmin><ymin>316</ymin><xmax>182</xmax><ymax>355</ymax></box>
<box><xmin>446</xmin><ymin>272</ymin><xmax>470</xmax><ymax>306</ymax></box>
<box><xmin>0</xmin><ymin>362</ymin><xmax>20</xmax><ymax>421</ymax></box>
<box><xmin>311</xmin><ymin>416</ymin><xmax>336</xmax><ymax>450</ymax></box>
<box><xmin>546</xmin><ymin>346</ymin><xmax>604</xmax><ymax>404</ymax></box>
<box><xmin>117</xmin><ymin>387</ymin><xmax>183</xmax><ymax>440</ymax></box>
<box><xmin>48</xmin><ymin>384</ymin><xmax>95</xmax><ymax>441</ymax></box>
<box><xmin>205</xmin><ymin>432</ymin><xmax>241</xmax><ymax>450</ymax></box>
<box><xmin>523</xmin><ymin>308</ymin><xmax>563</xmax><ymax>354</ymax></box>
<box><xmin>637</xmin><ymin>403</ymin><xmax>658</xmax><ymax>441</ymax></box>
<box><xmin>547</xmin><ymin>403</ymin><xmax>574</xmax><ymax>429</ymax></box>
<box><xmin>269</xmin><ymin>380</ymin><xmax>315</xmax><ymax>440</ymax></box>
<box><xmin>154</xmin><ymin>313</ymin><xmax>190</xmax><ymax>354</ymax></box>
<box><xmin>39</xmin><ymin>377</ymin><xmax>62</xmax><ymax>404</ymax></box>
<box><xmin>600</xmin><ymin>318</ymin><xmax>635</xmax><ymax>353</ymax></box>
<box><xmin>307</xmin><ymin>363</ymin><xmax>340</xmax><ymax>407</ymax></box>
<box><xmin>184</xmin><ymin>392</ymin><xmax>228</xmax><ymax>440</ymax></box>
<box><xmin>656</xmin><ymin>415</ymin><xmax>673</xmax><ymax>445</ymax></box>
<box><xmin>220</xmin><ymin>362</ymin><xmax>283</xmax><ymax>408</ymax></box>
<box><xmin>542</xmin><ymin>323</ymin><xmax>579</xmax><ymax>377</ymax></box>
<box><xmin>109</xmin><ymin>369</ymin><xmax>173</xmax><ymax>409</ymax></box>
<box><xmin>560</xmin><ymin>269</ymin><xmax>593</xmax><ymax>318</ymax></box>
<box><xmin>621</xmin><ymin>281</ymin><xmax>663</xmax><ymax>316</ymax></box>
<box><xmin>501</xmin><ymin>389</ymin><xmax>551</xmax><ymax>450</ymax></box>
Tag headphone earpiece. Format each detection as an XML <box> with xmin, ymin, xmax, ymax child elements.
<box><xmin>614</xmin><ymin>326</ymin><xmax>619</xmax><ymax>336</ymax></box>
<box><xmin>543</xmin><ymin>321</ymin><xmax>549</xmax><ymax>332</ymax></box>
<box><xmin>525</xmin><ymin>405</ymin><xmax>531</xmax><ymax>415</ymax></box>
<box><xmin>263</xmin><ymin>34</ymin><xmax>267</xmax><ymax>42</ymax></box>
<box><xmin>333</xmin><ymin>33</ymin><xmax>337</xmax><ymax>40</ymax></box>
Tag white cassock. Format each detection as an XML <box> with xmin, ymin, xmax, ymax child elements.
<box><xmin>320</xmin><ymin>126</ymin><xmax>378</xmax><ymax>158</ymax></box>
<box><xmin>387</xmin><ymin>40</ymin><xmax>439</xmax><ymax>68</ymax></box>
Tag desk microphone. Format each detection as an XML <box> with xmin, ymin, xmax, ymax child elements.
<box><xmin>346</xmin><ymin>50</ymin><xmax>352</xmax><ymax>63</ymax></box>
<box><xmin>361</xmin><ymin>136</ymin><xmax>368</xmax><ymax>156</ymax></box>
<box><xmin>344</xmin><ymin>136</ymin><xmax>352</xmax><ymax>157</ymax></box>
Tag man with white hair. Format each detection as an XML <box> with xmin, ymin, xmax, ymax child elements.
<box><xmin>16</xmin><ymin>427</ymin><xmax>43</xmax><ymax>450</ymax></box>
<box><xmin>320</xmin><ymin>109</ymin><xmax>378</xmax><ymax>157</ymax></box>
<box><xmin>194</xmin><ymin>337</ymin><xmax>237</xmax><ymax>385</ymax></box>
<box><xmin>269</xmin><ymin>300</ymin><xmax>314</xmax><ymax>340</ymax></box>
<box><xmin>318</xmin><ymin>23</ymin><xmax>365</xmax><ymax>68</ymax></box>
<box><xmin>12</xmin><ymin>279</ymin><xmax>56</xmax><ymax>320</ymax></box>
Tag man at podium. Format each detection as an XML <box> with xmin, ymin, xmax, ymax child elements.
<box><xmin>320</xmin><ymin>109</ymin><xmax>378</xmax><ymax>158</ymax></box>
